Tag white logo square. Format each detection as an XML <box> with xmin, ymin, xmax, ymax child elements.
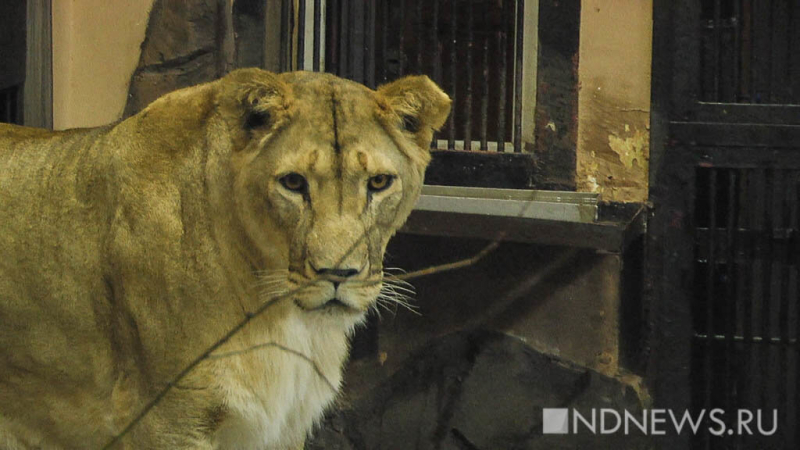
<box><xmin>543</xmin><ymin>408</ymin><xmax>570</xmax><ymax>434</ymax></box>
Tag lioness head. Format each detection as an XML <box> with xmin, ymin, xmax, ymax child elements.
<box><xmin>214</xmin><ymin>69</ymin><xmax>450</xmax><ymax>323</ymax></box>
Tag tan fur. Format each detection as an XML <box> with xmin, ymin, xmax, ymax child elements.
<box><xmin>0</xmin><ymin>69</ymin><xmax>450</xmax><ymax>449</ymax></box>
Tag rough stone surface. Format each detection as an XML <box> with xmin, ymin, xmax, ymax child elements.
<box><xmin>124</xmin><ymin>0</ymin><xmax>225</xmax><ymax>117</ymax></box>
<box><xmin>308</xmin><ymin>330</ymin><xmax>650</xmax><ymax>450</ymax></box>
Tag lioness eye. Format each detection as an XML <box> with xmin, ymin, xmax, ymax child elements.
<box><xmin>367</xmin><ymin>174</ymin><xmax>394</xmax><ymax>192</ymax></box>
<box><xmin>279</xmin><ymin>173</ymin><xmax>308</xmax><ymax>193</ymax></box>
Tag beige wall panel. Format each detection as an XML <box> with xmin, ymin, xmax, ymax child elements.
<box><xmin>52</xmin><ymin>0</ymin><xmax>155</xmax><ymax>129</ymax></box>
<box><xmin>577</xmin><ymin>0</ymin><xmax>653</xmax><ymax>203</ymax></box>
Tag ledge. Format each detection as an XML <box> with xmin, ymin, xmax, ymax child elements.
<box><xmin>401</xmin><ymin>186</ymin><xmax>647</xmax><ymax>253</ymax></box>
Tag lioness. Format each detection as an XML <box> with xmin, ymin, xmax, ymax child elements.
<box><xmin>0</xmin><ymin>69</ymin><xmax>450</xmax><ymax>449</ymax></box>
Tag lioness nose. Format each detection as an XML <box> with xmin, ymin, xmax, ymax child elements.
<box><xmin>310</xmin><ymin>265</ymin><xmax>360</xmax><ymax>290</ymax></box>
<box><xmin>313</xmin><ymin>267</ymin><xmax>360</xmax><ymax>279</ymax></box>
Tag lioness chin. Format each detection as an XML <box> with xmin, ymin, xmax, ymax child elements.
<box><xmin>0</xmin><ymin>69</ymin><xmax>450</xmax><ymax>449</ymax></box>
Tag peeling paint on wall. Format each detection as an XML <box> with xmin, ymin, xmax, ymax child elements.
<box><xmin>608</xmin><ymin>127</ymin><xmax>648</xmax><ymax>170</ymax></box>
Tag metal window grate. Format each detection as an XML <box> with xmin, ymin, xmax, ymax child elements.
<box><xmin>0</xmin><ymin>85</ymin><xmax>20</xmax><ymax>125</ymax></box>
<box><xmin>700</xmin><ymin>0</ymin><xmax>800</xmax><ymax>104</ymax></box>
<box><xmin>283</xmin><ymin>0</ymin><xmax>526</xmax><ymax>153</ymax></box>
<box><xmin>693</xmin><ymin>166</ymin><xmax>799</xmax><ymax>449</ymax></box>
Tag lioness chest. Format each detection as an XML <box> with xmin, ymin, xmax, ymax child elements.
<box><xmin>210</xmin><ymin>311</ymin><xmax>351</xmax><ymax>449</ymax></box>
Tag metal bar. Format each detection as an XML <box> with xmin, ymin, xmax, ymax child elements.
<box><xmin>338</xmin><ymin>0</ymin><xmax>349</xmax><ymax>77</ymax></box>
<box><xmin>732</xmin><ymin>0</ymin><xmax>741</xmax><ymax>102</ymax></box>
<box><xmin>415</xmin><ymin>190</ymin><xmax>598</xmax><ymax>223</ymax></box>
<box><xmin>752</xmin><ymin>0</ymin><xmax>770</xmax><ymax>103</ymax></box>
<box><xmin>767</xmin><ymin>0</ymin><xmax>775</xmax><ymax>102</ymax></box>
<box><xmin>313</xmin><ymin>0</ymin><xmax>322</xmax><ymax>71</ymax></box>
<box><xmin>464</xmin><ymin>0</ymin><xmax>474</xmax><ymax>150</ymax></box>
<box><xmin>365</xmin><ymin>0</ymin><xmax>376</xmax><ymax>87</ymax></box>
<box><xmin>741</xmin><ymin>0</ymin><xmax>753</xmax><ymax>102</ymax></box>
<box><xmin>792</xmin><ymin>0</ymin><xmax>800</xmax><ymax>104</ymax></box>
<box><xmin>777</xmin><ymin>170</ymin><xmax>792</xmax><ymax>440</ymax></box>
<box><xmin>429</xmin><ymin>0</ymin><xmax>441</xmax><ymax>147</ymax></box>
<box><xmin>724</xmin><ymin>171</ymin><xmax>737</xmax><ymax>423</ymax></box>
<box><xmin>280</xmin><ymin>0</ymin><xmax>290</xmax><ymax>71</ymax></box>
<box><xmin>479</xmin><ymin>37</ymin><xmax>489</xmax><ymax>151</ymax></box>
<box><xmin>750</xmin><ymin>0</ymin><xmax>758</xmax><ymax>102</ymax></box>
<box><xmin>703</xmin><ymin>169</ymin><xmax>717</xmax><ymax>436</ymax></box>
<box><xmin>290</xmin><ymin>0</ymin><xmax>296</xmax><ymax>70</ymax></box>
<box><xmin>734</xmin><ymin>169</ymin><xmax>750</xmax><ymax>450</ymax></box>
<box><xmin>432</xmin><ymin>0</ymin><xmax>441</xmax><ymax>84</ymax></box>
<box><xmin>297</xmin><ymin>0</ymin><xmax>306</xmax><ymax>70</ymax></box>
<box><xmin>787</xmin><ymin>170</ymin><xmax>800</xmax><ymax>449</ymax></box>
<box><xmin>794</xmin><ymin>171</ymin><xmax>800</xmax><ymax>449</ymax></box>
<box><xmin>421</xmin><ymin>185</ymin><xmax>599</xmax><ymax>204</ymax></box>
<box><xmin>381</xmin><ymin>0</ymin><xmax>389</xmax><ymax>83</ymax></box>
<box><xmin>447</xmin><ymin>0</ymin><xmax>457</xmax><ymax>149</ymax></box>
<box><xmin>326</xmin><ymin>0</ymin><xmax>339</xmax><ymax>75</ymax></box>
<box><xmin>771</xmin><ymin>0</ymin><xmax>790</xmax><ymax>102</ymax></box>
<box><xmin>350</xmin><ymin>0</ymin><xmax>362</xmax><ymax>82</ymax></box>
<box><xmin>742</xmin><ymin>169</ymin><xmax>755</xmax><ymax>385</ymax></box>
<box><xmin>713</xmin><ymin>0</ymin><xmax>721</xmax><ymax>101</ymax></box>
<box><xmin>513</xmin><ymin>0</ymin><xmax>524</xmax><ymax>152</ymax></box>
<box><xmin>398</xmin><ymin>0</ymin><xmax>405</xmax><ymax>76</ymax></box>
<box><xmin>760</xmin><ymin>168</ymin><xmax>773</xmax><ymax>411</ymax></box>
<box><xmin>415</xmin><ymin>0</ymin><xmax>423</xmax><ymax>72</ymax></box>
<box><xmin>496</xmin><ymin>0</ymin><xmax>508</xmax><ymax>151</ymax></box>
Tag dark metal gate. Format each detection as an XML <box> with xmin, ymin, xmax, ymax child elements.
<box><xmin>651</xmin><ymin>0</ymin><xmax>800</xmax><ymax>449</ymax></box>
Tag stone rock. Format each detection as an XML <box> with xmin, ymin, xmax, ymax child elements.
<box><xmin>308</xmin><ymin>330</ymin><xmax>650</xmax><ymax>450</ymax></box>
<box><xmin>124</xmin><ymin>0</ymin><xmax>226</xmax><ymax>117</ymax></box>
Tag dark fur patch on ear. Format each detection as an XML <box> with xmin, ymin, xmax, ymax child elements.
<box><xmin>244</xmin><ymin>110</ymin><xmax>271</xmax><ymax>130</ymax></box>
<box><xmin>402</xmin><ymin>114</ymin><xmax>419</xmax><ymax>133</ymax></box>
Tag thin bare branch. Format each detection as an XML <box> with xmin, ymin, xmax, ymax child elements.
<box><xmin>391</xmin><ymin>234</ymin><xmax>505</xmax><ymax>281</ymax></box>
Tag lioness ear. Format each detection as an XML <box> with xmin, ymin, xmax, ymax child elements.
<box><xmin>219</xmin><ymin>68</ymin><xmax>292</xmax><ymax>149</ymax></box>
<box><xmin>376</xmin><ymin>76</ymin><xmax>451</xmax><ymax>152</ymax></box>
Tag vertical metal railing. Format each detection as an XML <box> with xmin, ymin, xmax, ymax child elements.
<box><xmin>700</xmin><ymin>0</ymin><xmax>799</xmax><ymax>104</ymax></box>
<box><xmin>693</xmin><ymin>166</ymin><xmax>799</xmax><ymax>449</ymax></box>
<box><xmin>285</xmin><ymin>0</ymin><xmax>527</xmax><ymax>153</ymax></box>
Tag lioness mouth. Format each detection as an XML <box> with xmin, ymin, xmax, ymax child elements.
<box><xmin>323</xmin><ymin>298</ymin><xmax>349</xmax><ymax>309</ymax></box>
<box><xmin>295</xmin><ymin>298</ymin><xmax>357</xmax><ymax>312</ymax></box>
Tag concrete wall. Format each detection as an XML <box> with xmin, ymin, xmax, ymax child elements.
<box><xmin>576</xmin><ymin>0</ymin><xmax>653</xmax><ymax>203</ymax></box>
<box><xmin>52</xmin><ymin>0</ymin><xmax>155</xmax><ymax>130</ymax></box>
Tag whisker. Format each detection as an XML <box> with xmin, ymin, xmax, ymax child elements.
<box><xmin>380</xmin><ymin>285</ymin><xmax>415</xmax><ymax>300</ymax></box>
<box><xmin>381</xmin><ymin>283</ymin><xmax>416</xmax><ymax>296</ymax></box>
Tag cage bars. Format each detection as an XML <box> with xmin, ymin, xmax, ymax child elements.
<box><xmin>286</xmin><ymin>0</ymin><xmax>526</xmax><ymax>152</ymax></box>
<box><xmin>694</xmin><ymin>166</ymin><xmax>800</xmax><ymax>449</ymax></box>
<box><xmin>701</xmin><ymin>0</ymin><xmax>800</xmax><ymax>104</ymax></box>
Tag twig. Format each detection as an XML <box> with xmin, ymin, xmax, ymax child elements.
<box><xmin>392</xmin><ymin>235</ymin><xmax>505</xmax><ymax>281</ymax></box>
<box><xmin>102</xmin><ymin>292</ymin><xmax>286</xmax><ymax>449</ymax></box>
